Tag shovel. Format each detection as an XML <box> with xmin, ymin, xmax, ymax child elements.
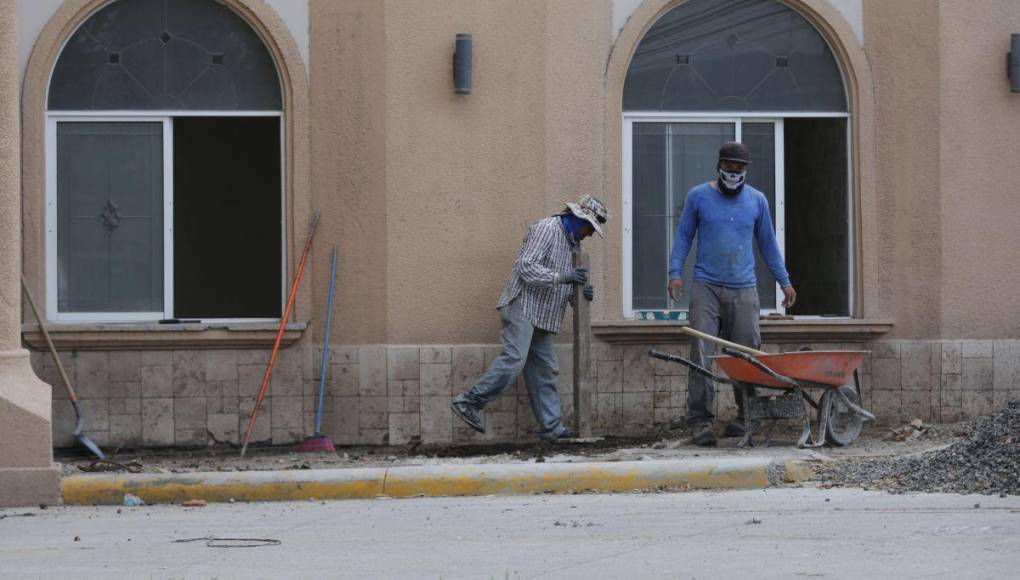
<box><xmin>21</xmin><ymin>275</ymin><xmax>106</xmax><ymax>459</ymax></box>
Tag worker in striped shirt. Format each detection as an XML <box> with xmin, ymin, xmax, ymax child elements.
<box><xmin>452</xmin><ymin>195</ymin><xmax>609</xmax><ymax>441</ymax></box>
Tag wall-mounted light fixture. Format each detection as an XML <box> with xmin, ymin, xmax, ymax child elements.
<box><xmin>453</xmin><ymin>33</ymin><xmax>473</xmax><ymax>95</ymax></box>
<box><xmin>1008</xmin><ymin>34</ymin><xmax>1020</xmax><ymax>92</ymax></box>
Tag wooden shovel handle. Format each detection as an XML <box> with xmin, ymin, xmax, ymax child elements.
<box><xmin>679</xmin><ymin>326</ymin><xmax>767</xmax><ymax>357</ymax></box>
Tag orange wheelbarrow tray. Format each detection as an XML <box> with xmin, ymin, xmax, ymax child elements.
<box><xmin>648</xmin><ymin>347</ymin><xmax>876</xmax><ymax>448</ymax></box>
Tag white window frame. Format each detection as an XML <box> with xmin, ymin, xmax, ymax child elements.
<box><xmin>622</xmin><ymin>111</ymin><xmax>852</xmax><ymax>321</ymax></box>
<box><xmin>45</xmin><ymin>110</ymin><xmax>286</xmax><ymax>324</ymax></box>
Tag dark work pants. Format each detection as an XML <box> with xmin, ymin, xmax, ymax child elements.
<box><xmin>686</xmin><ymin>281</ymin><xmax>761</xmax><ymax>427</ymax></box>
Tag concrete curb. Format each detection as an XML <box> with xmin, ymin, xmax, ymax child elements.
<box><xmin>62</xmin><ymin>457</ymin><xmax>784</xmax><ymax>505</ymax></box>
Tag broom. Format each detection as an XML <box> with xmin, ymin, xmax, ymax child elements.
<box><xmin>293</xmin><ymin>245</ymin><xmax>337</xmax><ymax>453</ymax></box>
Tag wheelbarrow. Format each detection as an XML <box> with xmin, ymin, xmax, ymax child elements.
<box><xmin>648</xmin><ymin>329</ymin><xmax>876</xmax><ymax>448</ymax></box>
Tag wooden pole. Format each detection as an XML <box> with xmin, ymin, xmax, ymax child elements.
<box><xmin>572</xmin><ymin>252</ymin><xmax>593</xmax><ymax>438</ymax></box>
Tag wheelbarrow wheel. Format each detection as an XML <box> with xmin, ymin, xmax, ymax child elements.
<box><xmin>822</xmin><ymin>385</ymin><xmax>864</xmax><ymax>446</ymax></box>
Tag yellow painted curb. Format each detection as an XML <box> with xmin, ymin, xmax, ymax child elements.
<box><xmin>62</xmin><ymin>458</ymin><xmax>773</xmax><ymax>505</ymax></box>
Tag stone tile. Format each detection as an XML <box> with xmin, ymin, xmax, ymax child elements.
<box><xmin>594</xmin><ymin>393</ymin><xmax>620</xmax><ymax>429</ymax></box>
<box><xmin>901</xmin><ymin>390</ymin><xmax>931</xmax><ymax>422</ymax></box>
<box><xmin>331</xmin><ymin>397</ymin><xmax>360</xmax><ymax>444</ymax></box>
<box><xmin>871</xmin><ymin>357</ymin><xmax>901</xmax><ymax>391</ymax></box>
<box><xmin>389</xmin><ymin>396</ymin><xmax>405</xmax><ymax>413</ymax></box>
<box><xmin>206</xmin><ymin>395</ymin><xmax>224</xmax><ymax>414</ymax></box>
<box><xmin>963</xmin><ymin>341</ymin><xmax>993</xmax><ymax>358</ymax></box>
<box><xmin>483</xmin><ymin>346</ymin><xmax>503</xmax><ymax>369</ymax></box>
<box><xmin>332</xmin><ymin>363</ymin><xmax>359</xmax><ymax>397</ymax></box>
<box><xmin>941</xmin><ymin>342</ymin><xmax>962</xmax><ymax>375</ymax></box>
<box><xmin>622</xmin><ymin>345</ymin><xmax>654</xmax><ymax>392</ymax></box>
<box><xmin>653</xmin><ymin>391</ymin><xmax>672</xmax><ymax>409</ymax></box>
<box><xmin>110</xmin><ymin>414</ymin><xmax>142</xmax><ymax>446</ymax></box>
<box><xmin>387</xmin><ymin>380</ymin><xmax>404</xmax><ymax>397</ymax></box>
<box><xmin>420</xmin><ymin>396</ymin><xmax>453</xmax><ymax>444</ymax></box>
<box><xmin>596</xmin><ymin>360</ymin><xmax>622</xmax><ymax>393</ymax></box>
<box><xmin>223</xmin><ymin>396</ymin><xmax>239</xmax><ymax>414</ymax></box>
<box><xmin>962</xmin><ymin>390</ymin><xmax>993</xmax><ymax>419</ymax></box>
<box><xmin>930</xmin><ymin>343</ymin><xmax>941</xmax><ymax>377</ymax></box>
<box><xmin>332</xmin><ymin>347</ymin><xmax>357</xmax><ymax>365</ymax></box>
<box><xmin>486</xmin><ymin>411</ymin><xmax>516</xmax><ymax>440</ymax></box>
<box><xmin>870</xmin><ymin>389</ymin><xmax>902</xmax><ymax>426</ymax></box>
<box><xmin>271</xmin><ymin>349</ymin><xmax>304</xmax><ymax>396</ymax></box>
<box><xmin>389</xmin><ymin>413</ymin><xmax>421</xmax><ymax>445</ymax></box>
<box><xmin>109</xmin><ymin>398</ymin><xmax>128</xmax><ymax>415</ymax></box>
<box><xmin>175</xmin><ymin>428</ymin><xmax>208</xmax><ymax>446</ymax></box>
<box><xmin>404</xmin><ymin>396</ymin><xmax>421</xmax><ymax>413</ymax></box>
<box><xmin>993</xmin><ymin>390</ymin><xmax>1013</xmax><ymax>413</ymax></box>
<box><xmin>76</xmin><ymin>351</ymin><xmax>110</xmax><ymax>399</ymax></box>
<box><xmin>140</xmin><ymin>351</ymin><xmax>172</xmax><ymax>366</ymax></box>
<box><xmin>669</xmin><ymin>375</ymin><xmax>687</xmax><ymax>391</ymax></box>
<box><xmin>237</xmin><ymin>350</ymin><xmax>270</xmax><ymax>365</ymax></box>
<box><xmin>941</xmin><ymin>383</ymin><xmax>963</xmax><ymax>409</ymax></box>
<box><xmin>451</xmin><ymin>347</ymin><xmax>485</xmax><ymax>393</ymax></box>
<box><xmin>239</xmin><ymin>398</ymin><xmax>272</xmax><ymax>444</ymax></box>
<box><xmin>872</xmin><ymin>342</ymin><xmax>900</xmax><ymax>359</ymax></box>
<box><xmin>929</xmin><ymin>390</ymin><xmax>942</xmax><ymax>423</ymax></box>
<box><xmin>592</xmin><ymin>341</ymin><xmax>622</xmax><ymax>362</ymax></box>
<box><xmin>206</xmin><ymin>350</ymin><xmax>239</xmax><ymax>381</ymax></box>
<box><xmin>208</xmin><ymin>413</ymin><xmax>239</xmax><ymax>444</ymax></box>
<box><xmin>403</xmin><ymin>381</ymin><xmax>420</xmax><ymax>397</ymax></box>
<box><xmin>142</xmin><ymin>398</ymin><xmax>174</xmax><ymax>446</ymax></box>
<box><xmin>359</xmin><ymin>429</ymin><xmax>389</xmax><ymax>445</ymax></box>
<box><xmin>670</xmin><ymin>391</ymin><xmax>687</xmax><ymax>409</ymax></box>
<box><xmin>420</xmin><ymin>347</ymin><xmax>452</xmax><ymax>365</ymax></box>
<box><xmin>860</xmin><ymin>352</ymin><xmax>872</xmax><ymax>375</ymax></box>
<box><xmin>173</xmin><ymin>397</ymin><xmax>206</xmax><ymax>430</ymax></box>
<box><xmin>556</xmin><ymin>345</ymin><xmax>575</xmax><ymax>387</ymax></box>
<box><xmin>108</xmin><ymin>351</ymin><xmax>140</xmax><ymax>382</ymax></box>
<box><xmin>359</xmin><ymin>396</ymin><xmax>388</xmax><ymax>430</ymax></box>
<box><xmin>173</xmin><ymin>351</ymin><xmax>206</xmax><ymax>397</ymax></box>
<box><xmin>515</xmin><ymin>396</ymin><xmax>539</xmax><ymax>437</ymax></box>
<box><xmin>454</xmin><ymin>419</ymin><xmax>485</xmax><ymax>444</ymax></box>
<box><xmin>141</xmin><ymin>365</ymin><xmax>173</xmax><ymax>398</ymax></box>
<box><xmin>78</xmin><ymin>398</ymin><xmax>109</xmax><ymax>431</ymax></box>
<box><xmin>238</xmin><ymin>364</ymin><xmax>269</xmax><ymax>399</ymax></box>
<box><xmin>941</xmin><ymin>405</ymin><xmax>962</xmax><ymax>423</ymax></box>
<box><xmin>654</xmin><ymin>376</ymin><xmax>671</xmax><ymax>393</ymax></box>
<box><xmin>358</xmin><ymin>347</ymin><xmax>387</xmax><ymax>396</ymax></box>
<box><xmin>654</xmin><ymin>407</ymin><xmax>674</xmax><ymax>425</ymax></box>
<box><xmin>387</xmin><ymin>347</ymin><xmax>420</xmax><ymax>381</ymax></box>
<box><xmin>302</xmin><ymin>348</ymin><xmax>316</xmax><ymax>381</ymax></box>
<box><xmin>421</xmin><ymin>364</ymin><xmax>452</xmax><ymax>396</ymax></box>
<box><xmin>272</xmin><ymin>397</ymin><xmax>305</xmax><ymax>443</ymax></box>
<box><xmin>900</xmin><ymin>342</ymin><xmax>931</xmax><ymax>389</ymax></box>
<box><xmin>994</xmin><ymin>342</ymin><xmax>1020</xmax><ymax>391</ymax></box>
<box><xmin>962</xmin><ymin>358</ymin><xmax>994</xmax><ymax>391</ymax></box>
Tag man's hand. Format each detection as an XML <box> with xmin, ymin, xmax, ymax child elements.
<box><xmin>782</xmin><ymin>286</ymin><xmax>797</xmax><ymax>309</ymax></box>
<box><xmin>558</xmin><ymin>268</ymin><xmax>588</xmax><ymax>285</ymax></box>
<box><xmin>667</xmin><ymin>278</ymin><xmax>683</xmax><ymax>302</ymax></box>
<box><xmin>583</xmin><ymin>283</ymin><xmax>594</xmax><ymax>301</ymax></box>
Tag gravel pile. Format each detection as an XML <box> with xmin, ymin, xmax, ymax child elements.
<box><xmin>818</xmin><ymin>400</ymin><xmax>1020</xmax><ymax>496</ymax></box>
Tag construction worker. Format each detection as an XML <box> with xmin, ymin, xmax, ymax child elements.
<box><xmin>452</xmin><ymin>195</ymin><xmax>609</xmax><ymax>441</ymax></box>
<box><xmin>668</xmin><ymin>142</ymin><xmax>796</xmax><ymax>446</ymax></box>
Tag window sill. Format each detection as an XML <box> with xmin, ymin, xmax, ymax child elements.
<box><xmin>592</xmin><ymin>318</ymin><xmax>894</xmax><ymax>344</ymax></box>
<box><xmin>20</xmin><ymin>321</ymin><xmax>307</xmax><ymax>351</ymax></box>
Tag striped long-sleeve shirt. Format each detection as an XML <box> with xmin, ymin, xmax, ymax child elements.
<box><xmin>497</xmin><ymin>216</ymin><xmax>576</xmax><ymax>333</ymax></box>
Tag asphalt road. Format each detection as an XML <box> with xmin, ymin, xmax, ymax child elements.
<box><xmin>2</xmin><ymin>487</ymin><xmax>1018</xmax><ymax>579</ymax></box>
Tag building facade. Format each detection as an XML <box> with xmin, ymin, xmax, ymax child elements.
<box><xmin>3</xmin><ymin>0</ymin><xmax>1020</xmax><ymax>505</ymax></box>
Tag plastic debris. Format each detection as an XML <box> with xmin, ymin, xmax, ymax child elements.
<box><xmin>123</xmin><ymin>494</ymin><xmax>145</xmax><ymax>507</ymax></box>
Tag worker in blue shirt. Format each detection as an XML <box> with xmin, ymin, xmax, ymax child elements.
<box><xmin>667</xmin><ymin>142</ymin><xmax>797</xmax><ymax>446</ymax></box>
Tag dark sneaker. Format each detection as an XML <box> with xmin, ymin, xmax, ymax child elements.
<box><xmin>692</xmin><ymin>424</ymin><xmax>717</xmax><ymax>447</ymax></box>
<box><xmin>451</xmin><ymin>401</ymin><xmax>484</xmax><ymax>433</ymax></box>
<box><xmin>724</xmin><ymin>420</ymin><xmax>746</xmax><ymax>438</ymax></box>
<box><xmin>540</xmin><ymin>428</ymin><xmax>574</xmax><ymax>442</ymax></box>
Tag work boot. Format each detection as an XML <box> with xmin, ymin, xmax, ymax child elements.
<box><xmin>692</xmin><ymin>424</ymin><xmax>717</xmax><ymax>446</ymax></box>
<box><xmin>540</xmin><ymin>428</ymin><xmax>574</xmax><ymax>442</ymax></box>
<box><xmin>724</xmin><ymin>420</ymin><xmax>746</xmax><ymax>438</ymax></box>
<box><xmin>451</xmin><ymin>400</ymin><xmax>485</xmax><ymax>433</ymax></box>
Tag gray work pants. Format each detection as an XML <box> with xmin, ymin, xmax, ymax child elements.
<box><xmin>686</xmin><ymin>281</ymin><xmax>761</xmax><ymax>427</ymax></box>
<box><xmin>453</xmin><ymin>298</ymin><xmax>566</xmax><ymax>439</ymax></box>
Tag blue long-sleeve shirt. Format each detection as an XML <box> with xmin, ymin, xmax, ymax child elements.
<box><xmin>668</xmin><ymin>182</ymin><xmax>791</xmax><ymax>288</ymax></box>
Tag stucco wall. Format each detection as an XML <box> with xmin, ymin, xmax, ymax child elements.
<box><xmin>936</xmin><ymin>0</ymin><xmax>1020</xmax><ymax>338</ymax></box>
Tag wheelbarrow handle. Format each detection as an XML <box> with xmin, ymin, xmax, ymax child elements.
<box><xmin>647</xmin><ymin>350</ymin><xmax>734</xmax><ymax>385</ymax></box>
<box><xmin>721</xmin><ymin>347</ymin><xmax>801</xmax><ymax>388</ymax></box>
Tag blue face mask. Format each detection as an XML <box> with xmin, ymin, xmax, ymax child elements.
<box><xmin>560</xmin><ymin>214</ymin><xmax>588</xmax><ymax>244</ymax></box>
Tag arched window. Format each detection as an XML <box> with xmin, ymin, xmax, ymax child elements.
<box><xmin>46</xmin><ymin>0</ymin><xmax>283</xmax><ymax>322</ymax></box>
<box><xmin>622</xmin><ymin>0</ymin><xmax>851</xmax><ymax>318</ymax></box>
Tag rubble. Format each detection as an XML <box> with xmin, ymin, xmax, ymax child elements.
<box><xmin>818</xmin><ymin>400</ymin><xmax>1020</xmax><ymax>496</ymax></box>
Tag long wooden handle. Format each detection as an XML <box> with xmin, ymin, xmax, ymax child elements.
<box><xmin>679</xmin><ymin>326</ymin><xmax>767</xmax><ymax>357</ymax></box>
<box><xmin>21</xmin><ymin>274</ymin><xmax>79</xmax><ymax>401</ymax></box>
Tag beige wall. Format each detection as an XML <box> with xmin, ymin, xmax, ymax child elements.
<box><xmin>310</xmin><ymin>0</ymin><xmax>611</xmax><ymax>345</ymax></box>
<box><xmin>936</xmin><ymin>0</ymin><xmax>1020</xmax><ymax>338</ymax></box>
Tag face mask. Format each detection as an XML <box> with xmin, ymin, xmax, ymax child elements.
<box><xmin>718</xmin><ymin>169</ymin><xmax>746</xmax><ymax>195</ymax></box>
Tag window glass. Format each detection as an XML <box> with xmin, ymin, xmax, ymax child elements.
<box><xmin>624</xmin><ymin>0</ymin><xmax>847</xmax><ymax>112</ymax></box>
<box><xmin>49</xmin><ymin>0</ymin><xmax>281</xmax><ymax>110</ymax></box>
<box><xmin>57</xmin><ymin>122</ymin><xmax>164</xmax><ymax>313</ymax></box>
